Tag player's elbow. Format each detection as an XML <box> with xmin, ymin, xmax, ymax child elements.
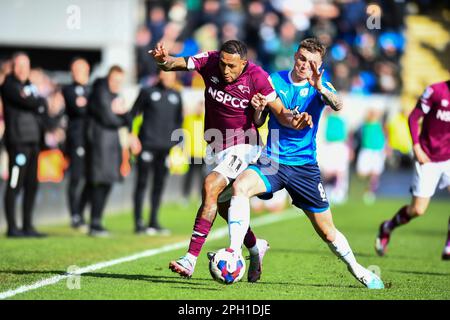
<box><xmin>408</xmin><ymin>110</ymin><xmax>421</xmax><ymax>126</ymax></box>
<box><xmin>314</xmin><ymin>224</ymin><xmax>336</xmax><ymax>243</ymax></box>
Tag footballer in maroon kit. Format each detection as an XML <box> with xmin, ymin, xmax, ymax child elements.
<box><xmin>375</xmin><ymin>80</ymin><xmax>450</xmax><ymax>260</ymax></box>
<box><xmin>148</xmin><ymin>40</ymin><xmax>313</xmax><ymax>280</ymax></box>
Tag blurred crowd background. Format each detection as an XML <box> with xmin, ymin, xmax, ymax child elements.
<box><xmin>137</xmin><ymin>0</ymin><xmax>406</xmax><ymax>95</ymax></box>
<box><xmin>0</xmin><ymin>0</ymin><xmax>448</xmax><ymax>229</ymax></box>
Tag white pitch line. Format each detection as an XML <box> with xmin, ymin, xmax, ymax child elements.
<box><xmin>0</xmin><ymin>210</ymin><xmax>301</xmax><ymax>300</ymax></box>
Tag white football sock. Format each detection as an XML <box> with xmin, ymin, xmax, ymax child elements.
<box><xmin>327</xmin><ymin>229</ymin><xmax>359</xmax><ymax>272</ymax></box>
<box><xmin>248</xmin><ymin>243</ymin><xmax>259</xmax><ymax>256</ymax></box>
<box><xmin>185</xmin><ymin>253</ymin><xmax>197</xmax><ymax>266</ymax></box>
<box><xmin>228</xmin><ymin>195</ymin><xmax>250</xmax><ymax>253</ymax></box>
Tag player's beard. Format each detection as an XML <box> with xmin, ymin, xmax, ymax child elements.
<box><xmin>222</xmin><ymin>72</ymin><xmax>236</xmax><ymax>83</ymax></box>
<box><xmin>224</xmin><ymin>75</ymin><xmax>233</xmax><ymax>83</ymax></box>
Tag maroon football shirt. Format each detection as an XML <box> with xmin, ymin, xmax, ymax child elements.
<box><xmin>188</xmin><ymin>51</ymin><xmax>276</xmax><ymax>151</ymax></box>
<box><xmin>409</xmin><ymin>80</ymin><xmax>450</xmax><ymax>162</ymax></box>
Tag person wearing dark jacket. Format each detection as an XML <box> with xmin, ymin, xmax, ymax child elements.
<box><xmin>84</xmin><ymin>65</ymin><xmax>140</xmax><ymax>237</ymax></box>
<box><xmin>129</xmin><ymin>70</ymin><xmax>183</xmax><ymax>235</ymax></box>
<box><xmin>1</xmin><ymin>52</ymin><xmax>47</xmax><ymax>238</ymax></box>
<box><xmin>42</xmin><ymin>86</ymin><xmax>66</xmax><ymax>150</ymax></box>
<box><xmin>62</xmin><ymin>58</ymin><xmax>91</xmax><ymax>230</ymax></box>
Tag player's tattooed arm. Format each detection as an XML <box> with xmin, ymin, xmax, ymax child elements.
<box><xmin>319</xmin><ymin>87</ymin><xmax>343</xmax><ymax>111</ymax></box>
<box><xmin>157</xmin><ymin>57</ymin><xmax>189</xmax><ymax>72</ymax></box>
<box><xmin>148</xmin><ymin>42</ymin><xmax>189</xmax><ymax>71</ymax></box>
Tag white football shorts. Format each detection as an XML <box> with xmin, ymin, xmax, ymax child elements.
<box><xmin>319</xmin><ymin>142</ymin><xmax>350</xmax><ymax>173</ymax></box>
<box><xmin>411</xmin><ymin>159</ymin><xmax>450</xmax><ymax>198</ymax></box>
<box><xmin>205</xmin><ymin>144</ymin><xmax>262</xmax><ymax>203</ymax></box>
<box><xmin>356</xmin><ymin>149</ymin><xmax>386</xmax><ymax>176</ymax></box>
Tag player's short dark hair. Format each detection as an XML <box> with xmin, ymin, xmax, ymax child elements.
<box><xmin>298</xmin><ymin>38</ymin><xmax>326</xmax><ymax>58</ymax></box>
<box><xmin>220</xmin><ymin>40</ymin><xmax>247</xmax><ymax>59</ymax></box>
<box><xmin>107</xmin><ymin>65</ymin><xmax>124</xmax><ymax>77</ymax></box>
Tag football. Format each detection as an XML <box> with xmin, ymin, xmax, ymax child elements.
<box><xmin>209</xmin><ymin>248</ymin><xmax>246</xmax><ymax>284</ymax></box>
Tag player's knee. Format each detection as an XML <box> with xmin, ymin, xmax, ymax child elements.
<box><xmin>231</xmin><ymin>180</ymin><xmax>251</xmax><ymax>198</ymax></box>
<box><xmin>322</xmin><ymin>227</ymin><xmax>336</xmax><ymax>243</ymax></box>
<box><xmin>203</xmin><ymin>175</ymin><xmax>220</xmax><ymax>198</ymax></box>
<box><xmin>312</xmin><ymin>220</ymin><xmax>336</xmax><ymax>242</ymax></box>
<box><xmin>411</xmin><ymin>204</ymin><xmax>427</xmax><ymax>216</ymax></box>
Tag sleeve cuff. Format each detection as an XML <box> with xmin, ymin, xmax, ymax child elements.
<box><xmin>265</xmin><ymin>91</ymin><xmax>277</xmax><ymax>103</ymax></box>
<box><xmin>187</xmin><ymin>57</ymin><xmax>196</xmax><ymax>71</ymax></box>
<box><xmin>420</xmin><ymin>102</ymin><xmax>431</xmax><ymax>114</ymax></box>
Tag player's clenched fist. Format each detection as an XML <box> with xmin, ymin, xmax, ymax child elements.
<box><xmin>291</xmin><ymin>108</ymin><xmax>313</xmax><ymax>130</ymax></box>
<box><xmin>148</xmin><ymin>42</ymin><xmax>169</xmax><ymax>64</ymax></box>
<box><xmin>251</xmin><ymin>93</ymin><xmax>267</xmax><ymax>112</ymax></box>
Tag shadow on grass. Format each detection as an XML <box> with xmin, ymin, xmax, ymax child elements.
<box><xmin>170</xmin><ymin>286</ymin><xmax>220</xmax><ymax>291</ymax></box>
<box><xmin>0</xmin><ymin>269</ymin><xmax>64</xmax><ymax>276</ymax></box>
<box><xmin>60</xmin><ymin>272</ymin><xmax>362</xmax><ymax>291</ymax></box>
<box><xmin>255</xmin><ymin>280</ymin><xmax>361</xmax><ymax>290</ymax></box>
<box><xmin>269</xmin><ymin>248</ymin><xmax>329</xmax><ymax>256</ymax></box>
<box><xmin>0</xmin><ymin>269</ymin><xmax>214</xmax><ymax>287</ymax></box>
<box><xmin>388</xmin><ymin>269</ymin><xmax>450</xmax><ymax>277</ymax></box>
<box><xmin>0</xmin><ymin>269</ymin><xmax>388</xmax><ymax>293</ymax></box>
<box><xmin>81</xmin><ymin>272</ymin><xmax>212</xmax><ymax>286</ymax></box>
<box><xmin>406</xmin><ymin>229</ymin><xmax>448</xmax><ymax>237</ymax></box>
<box><xmin>270</xmin><ymin>247</ymin><xmax>391</xmax><ymax>259</ymax></box>
<box><xmin>270</xmin><ymin>247</ymin><xmax>423</xmax><ymax>261</ymax></box>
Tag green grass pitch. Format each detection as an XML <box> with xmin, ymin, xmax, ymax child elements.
<box><xmin>0</xmin><ymin>194</ymin><xmax>449</xmax><ymax>300</ymax></box>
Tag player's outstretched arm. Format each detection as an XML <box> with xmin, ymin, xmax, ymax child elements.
<box><xmin>148</xmin><ymin>42</ymin><xmax>189</xmax><ymax>71</ymax></box>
